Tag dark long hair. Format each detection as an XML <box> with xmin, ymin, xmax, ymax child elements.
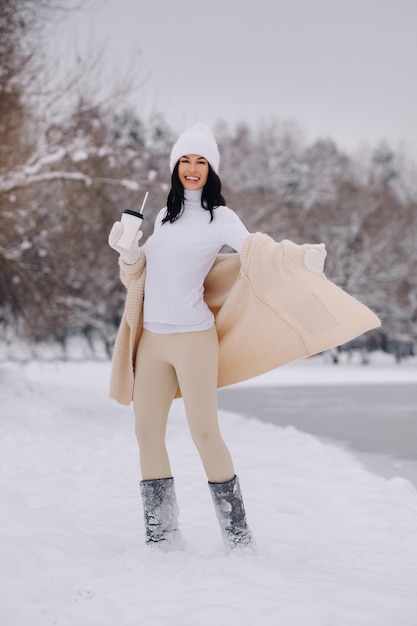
<box><xmin>162</xmin><ymin>163</ymin><xmax>226</xmax><ymax>224</ymax></box>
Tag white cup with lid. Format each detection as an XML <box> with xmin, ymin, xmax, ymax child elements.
<box><xmin>117</xmin><ymin>191</ymin><xmax>148</xmax><ymax>251</ymax></box>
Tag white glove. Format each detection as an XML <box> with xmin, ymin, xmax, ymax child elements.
<box><xmin>108</xmin><ymin>221</ymin><xmax>143</xmax><ymax>264</ymax></box>
<box><xmin>304</xmin><ymin>243</ymin><xmax>327</xmax><ymax>272</ymax></box>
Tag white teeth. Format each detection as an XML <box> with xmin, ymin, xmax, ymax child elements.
<box><xmin>186</xmin><ymin>176</ymin><xmax>199</xmax><ymax>181</ymax></box>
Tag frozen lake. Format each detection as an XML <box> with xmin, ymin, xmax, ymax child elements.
<box><xmin>218</xmin><ymin>383</ymin><xmax>417</xmax><ymax>487</ymax></box>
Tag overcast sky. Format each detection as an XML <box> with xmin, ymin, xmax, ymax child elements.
<box><xmin>52</xmin><ymin>0</ymin><xmax>417</xmax><ymax>155</ymax></box>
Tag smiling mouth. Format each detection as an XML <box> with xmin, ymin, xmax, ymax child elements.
<box><xmin>185</xmin><ymin>176</ymin><xmax>199</xmax><ymax>182</ymax></box>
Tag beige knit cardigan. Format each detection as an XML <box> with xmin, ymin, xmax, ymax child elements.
<box><xmin>110</xmin><ymin>233</ymin><xmax>380</xmax><ymax>405</ymax></box>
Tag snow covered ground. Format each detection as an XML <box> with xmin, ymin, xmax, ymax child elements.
<box><xmin>1</xmin><ymin>354</ymin><xmax>417</xmax><ymax>626</ymax></box>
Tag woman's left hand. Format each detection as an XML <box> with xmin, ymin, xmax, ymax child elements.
<box><xmin>304</xmin><ymin>244</ymin><xmax>327</xmax><ymax>272</ymax></box>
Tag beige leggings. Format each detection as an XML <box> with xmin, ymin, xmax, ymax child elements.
<box><xmin>133</xmin><ymin>325</ymin><xmax>235</xmax><ymax>483</ymax></box>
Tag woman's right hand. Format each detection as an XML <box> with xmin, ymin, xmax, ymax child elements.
<box><xmin>108</xmin><ymin>221</ymin><xmax>143</xmax><ymax>264</ymax></box>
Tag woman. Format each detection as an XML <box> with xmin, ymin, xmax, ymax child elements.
<box><xmin>108</xmin><ymin>125</ymin><xmax>380</xmax><ymax>553</ymax></box>
<box><xmin>109</xmin><ymin>124</ymin><xmax>254</xmax><ymax>552</ymax></box>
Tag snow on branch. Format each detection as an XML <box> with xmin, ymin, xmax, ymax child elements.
<box><xmin>0</xmin><ymin>171</ymin><xmax>92</xmax><ymax>192</ymax></box>
<box><xmin>23</xmin><ymin>148</ymin><xmax>68</xmax><ymax>174</ymax></box>
<box><xmin>0</xmin><ymin>143</ymin><xmax>140</xmax><ymax>193</ymax></box>
<box><xmin>0</xmin><ymin>171</ymin><xmax>139</xmax><ymax>193</ymax></box>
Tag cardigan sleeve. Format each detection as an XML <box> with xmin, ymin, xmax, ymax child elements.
<box><xmin>118</xmin><ymin>250</ymin><xmax>146</xmax><ymax>288</ymax></box>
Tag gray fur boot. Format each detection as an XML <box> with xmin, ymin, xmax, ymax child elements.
<box><xmin>140</xmin><ymin>477</ymin><xmax>183</xmax><ymax>548</ymax></box>
<box><xmin>208</xmin><ymin>475</ymin><xmax>254</xmax><ymax>551</ymax></box>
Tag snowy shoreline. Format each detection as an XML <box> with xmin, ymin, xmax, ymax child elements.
<box><xmin>231</xmin><ymin>351</ymin><xmax>417</xmax><ymax>387</ymax></box>
<box><xmin>1</xmin><ymin>355</ymin><xmax>417</xmax><ymax>625</ymax></box>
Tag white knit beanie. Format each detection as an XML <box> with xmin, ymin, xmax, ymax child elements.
<box><xmin>169</xmin><ymin>124</ymin><xmax>220</xmax><ymax>173</ymax></box>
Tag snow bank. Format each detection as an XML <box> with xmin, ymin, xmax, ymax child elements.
<box><xmin>1</xmin><ymin>359</ymin><xmax>417</xmax><ymax>625</ymax></box>
<box><xmin>233</xmin><ymin>351</ymin><xmax>417</xmax><ymax>387</ymax></box>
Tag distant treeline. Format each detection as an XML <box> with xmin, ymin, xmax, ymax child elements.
<box><xmin>1</xmin><ymin>0</ymin><xmax>416</xmax><ymax>360</ymax></box>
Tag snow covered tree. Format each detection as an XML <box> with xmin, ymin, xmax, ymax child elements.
<box><xmin>1</xmin><ymin>11</ymin><xmax>416</xmax><ymax>361</ymax></box>
<box><xmin>0</xmin><ymin>0</ymin><xmax>159</xmax><ymax>353</ymax></box>
<box><xmin>217</xmin><ymin>121</ymin><xmax>417</xmax><ymax>356</ymax></box>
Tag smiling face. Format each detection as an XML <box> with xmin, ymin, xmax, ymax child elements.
<box><xmin>178</xmin><ymin>154</ymin><xmax>209</xmax><ymax>191</ymax></box>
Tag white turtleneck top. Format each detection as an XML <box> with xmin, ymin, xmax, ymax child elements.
<box><xmin>143</xmin><ymin>189</ymin><xmax>249</xmax><ymax>333</ymax></box>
